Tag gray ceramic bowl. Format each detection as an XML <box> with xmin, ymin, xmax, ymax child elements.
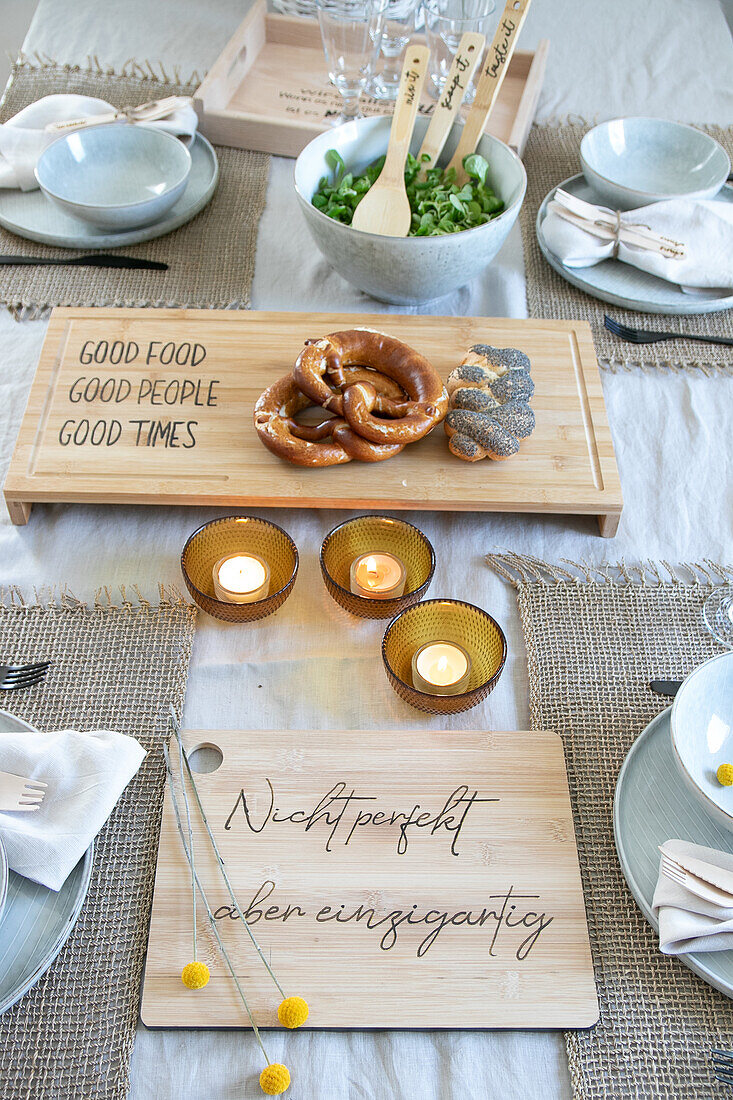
<box><xmin>294</xmin><ymin>116</ymin><xmax>526</xmax><ymax>305</ymax></box>
<box><xmin>35</xmin><ymin>124</ymin><xmax>192</xmax><ymax>229</ymax></box>
<box><xmin>580</xmin><ymin>117</ymin><xmax>730</xmax><ymax>210</ymax></box>
<box><xmin>670</xmin><ymin>652</ymin><xmax>733</xmax><ymax>833</ymax></box>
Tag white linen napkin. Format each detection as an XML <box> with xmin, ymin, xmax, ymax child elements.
<box><xmin>0</xmin><ymin>94</ymin><xmax>198</xmax><ymax>191</ymax></box>
<box><xmin>652</xmin><ymin>839</ymin><xmax>733</xmax><ymax>954</ymax></box>
<box><xmin>541</xmin><ymin>192</ymin><xmax>733</xmax><ymax>292</ymax></box>
<box><xmin>0</xmin><ymin>726</ymin><xmax>145</xmax><ymax>891</ymax></box>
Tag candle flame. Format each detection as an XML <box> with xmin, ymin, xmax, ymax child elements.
<box><xmin>437</xmin><ymin>655</ymin><xmax>449</xmax><ymax>674</ymax></box>
<box><xmin>365</xmin><ymin>556</ymin><xmax>378</xmax><ymax>586</ymax></box>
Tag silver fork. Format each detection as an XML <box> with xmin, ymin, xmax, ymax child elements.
<box><xmin>0</xmin><ymin>770</ymin><xmax>47</xmax><ymax>812</ymax></box>
<box><xmin>0</xmin><ymin>662</ymin><xmax>51</xmax><ymax>691</ymax></box>
<box><xmin>712</xmin><ymin>1050</ymin><xmax>733</xmax><ymax>1087</ymax></box>
<box><xmin>604</xmin><ymin>314</ymin><xmax>733</xmax><ymax>347</ymax></box>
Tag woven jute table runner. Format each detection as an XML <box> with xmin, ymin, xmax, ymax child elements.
<box><xmin>487</xmin><ymin>553</ymin><xmax>733</xmax><ymax>1098</ymax></box>
<box><xmin>0</xmin><ymin>64</ymin><xmax>270</xmax><ymax>316</ymax></box>
<box><xmin>521</xmin><ymin>122</ymin><xmax>733</xmax><ymax>374</ymax></box>
<box><xmin>0</xmin><ymin>587</ymin><xmax>196</xmax><ymax>1098</ymax></box>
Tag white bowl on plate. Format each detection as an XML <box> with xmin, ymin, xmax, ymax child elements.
<box><xmin>670</xmin><ymin>652</ymin><xmax>733</xmax><ymax>831</ymax></box>
<box><xmin>35</xmin><ymin>124</ymin><xmax>192</xmax><ymax>230</ymax></box>
<box><xmin>294</xmin><ymin>115</ymin><xmax>526</xmax><ymax>305</ymax></box>
<box><xmin>580</xmin><ymin>117</ymin><xmax>730</xmax><ymax>210</ymax></box>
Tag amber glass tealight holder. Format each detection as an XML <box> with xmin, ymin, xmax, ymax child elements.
<box><xmin>320</xmin><ymin>515</ymin><xmax>435</xmax><ymax>620</ymax></box>
<box><xmin>382</xmin><ymin>598</ymin><xmax>507</xmax><ymax>714</ymax></box>
<box><xmin>181</xmin><ymin>515</ymin><xmax>299</xmax><ymax>623</ymax></box>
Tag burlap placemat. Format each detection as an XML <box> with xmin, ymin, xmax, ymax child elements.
<box><xmin>0</xmin><ymin>586</ymin><xmax>196</xmax><ymax>1098</ymax></box>
<box><xmin>487</xmin><ymin>553</ymin><xmax>733</xmax><ymax>1098</ymax></box>
<box><xmin>0</xmin><ymin>63</ymin><xmax>270</xmax><ymax>316</ymax></box>
<box><xmin>521</xmin><ymin>122</ymin><xmax>733</xmax><ymax>374</ymax></box>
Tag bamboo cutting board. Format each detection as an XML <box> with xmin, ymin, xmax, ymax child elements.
<box><xmin>141</xmin><ymin>729</ymin><xmax>599</xmax><ymax>1029</ymax></box>
<box><xmin>3</xmin><ymin>308</ymin><xmax>622</xmax><ymax>534</ymax></box>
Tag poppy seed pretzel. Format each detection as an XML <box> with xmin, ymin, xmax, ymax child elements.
<box><xmin>444</xmin><ymin>344</ymin><xmax>535</xmax><ymax>462</ymax></box>
<box><xmin>293</xmin><ymin>329</ymin><xmax>448</xmax><ymax>446</ymax></box>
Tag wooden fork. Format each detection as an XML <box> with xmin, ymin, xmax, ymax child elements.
<box><xmin>0</xmin><ymin>770</ymin><xmax>47</xmax><ymax>813</ymax></box>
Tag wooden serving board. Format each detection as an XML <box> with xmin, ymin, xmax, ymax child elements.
<box><xmin>3</xmin><ymin>308</ymin><xmax>622</xmax><ymax>534</ymax></box>
<box><xmin>194</xmin><ymin>0</ymin><xmax>549</xmax><ymax>158</ymax></box>
<box><xmin>141</xmin><ymin>729</ymin><xmax>599</xmax><ymax>1029</ymax></box>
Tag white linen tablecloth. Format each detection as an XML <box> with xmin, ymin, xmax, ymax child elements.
<box><xmin>1</xmin><ymin>1</ymin><xmax>732</xmax><ymax>1097</ymax></box>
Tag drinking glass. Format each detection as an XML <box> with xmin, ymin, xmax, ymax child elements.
<box><xmin>367</xmin><ymin>0</ymin><xmax>423</xmax><ymax>101</ymax></box>
<box><xmin>423</xmin><ymin>0</ymin><xmax>496</xmax><ymax>102</ymax></box>
<box><xmin>703</xmin><ymin>589</ymin><xmax>733</xmax><ymax>649</ymax></box>
<box><xmin>317</xmin><ymin>0</ymin><xmax>381</xmax><ymax>125</ymax></box>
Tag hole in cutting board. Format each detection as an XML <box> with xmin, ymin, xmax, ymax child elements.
<box><xmin>188</xmin><ymin>743</ymin><xmax>224</xmax><ymax>773</ymax></box>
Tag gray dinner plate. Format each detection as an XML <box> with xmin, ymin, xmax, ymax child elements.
<box><xmin>0</xmin><ymin>836</ymin><xmax>7</xmax><ymax>923</ymax></box>
<box><xmin>537</xmin><ymin>173</ymin><xmax>733</xmax><ymax>315</ymax></box>
<box><xmin>0</xmin><ymin>133</ymin><xmax>218</xmax><ymax>249</ymax></box>
<box><xmin>614</xmin><ymin>707</ymin><xmax>733</xmax><ymax>999</ymax></box>
<box><xmin>0</xmin><ymin>708</ymin><xmax>92</xmax><ymax>1016</ymax></box>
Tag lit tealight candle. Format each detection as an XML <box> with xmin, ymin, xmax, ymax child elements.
<box><xmin>411</xmin><ymin>641</ymin><xmax>472</xmax><ymax>696</ymax></box>
<box><xmin>213</xmin><ymin>553</ymin><xmax>270</xmax><ymax>604</ymax></box>
<box><xmin>349</xmin><ymin>552</ymin><xmax>407</xmax><ymax>600</ymax></box>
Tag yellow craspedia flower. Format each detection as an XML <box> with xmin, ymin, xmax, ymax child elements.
<box><xmin>181</xmin><ymin>961</ymin><xmax>210</xmax><ymax>989</ymax></box>
<box><xmin>277</xmin><ymin>996</ymin><xmax>309</xmax><ymax>1029</ymax></box>
<box><xmin>718</xmin><ymin>763</ymin><xmax>733</xmax><ymax>787</ymax></box>
<box><xmin>259</xmin><ymin>1063</ymin><xmax>291</xmax><ymax>1095</ymax></box>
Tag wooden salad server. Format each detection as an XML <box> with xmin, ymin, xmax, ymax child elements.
<box><xmin>446</xmin><ymin>0</ymin><xmax>532</xmax><ymax>184</ymax></box>
<box><xmin>351</xmin><ymin>44</ymin><xmax>430</xmax><ymax>237</ymax></box>
<box><xmin>417</xmin><ymin>32</ymin><xmax>485</xmax><ymax>174</ymax></box>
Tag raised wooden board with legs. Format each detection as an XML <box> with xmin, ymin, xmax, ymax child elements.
<box><xmin>3</xmin><ymin>307</ymin><xmax>622</xmax><ymax>535</ymax></box>
<box><xmin>141</xmin><ymin>728</ymin><xmax>599</xmax><ymax>1029</ymax></box>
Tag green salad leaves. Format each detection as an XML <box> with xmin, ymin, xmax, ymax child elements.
<box><xmin>311</xmin><ymin>149</ymin><xmax>504</xmax><ymax>236</ymax></box>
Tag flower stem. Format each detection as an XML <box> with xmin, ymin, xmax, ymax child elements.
<box><xmin>164</xmin><ymin>744</ymin><xmax>271</xmax><ymax>1067</ymax></box>
<box><xmin>176</xmin><ymin>732</ymin><xmax>197</xmax><ymax>961</ymax></box>
<box><xmin>169</xmin><ymin>715</ymin><xmax>286</xmax><ymax>999</ymax></box>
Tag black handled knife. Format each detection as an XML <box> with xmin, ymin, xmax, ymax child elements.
<box><xmin>649</xmin><ymin>679</ymin><xmax>683</xmax><ymax>698</ymax></box>
<box><xmin>0</xmin><ymin>253</ymin><xmax>167</xmax><ymax>270</ymax></box>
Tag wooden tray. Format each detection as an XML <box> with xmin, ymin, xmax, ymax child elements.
<box><xmin>3</xmin><ymin>308</ymin><xmax>623</xmax><ymax>534</ymax></box>
<box><xmin>194</xmin><ymin>0</ymin><xmax>549</xmax><ymax>158</ymax></box>
<box><xmin>141</xmin><ymin>728</ymin><xmax>599</xmax><ymax>1030</ymax></box>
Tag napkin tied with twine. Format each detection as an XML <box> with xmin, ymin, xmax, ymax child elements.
<box><xmin>0</xmin><ymin>726</ymin><xmax>145</xmax><ymax>890</ymax></box>
<box><xmin>0</xmin><ymin>93</ymin><xmax>197</xmax><ymax>191</ymax></box>
<box><xmin>541</xmin><ymin>188</ymin><xmax>733</xmax><ymax>292</ymax></box>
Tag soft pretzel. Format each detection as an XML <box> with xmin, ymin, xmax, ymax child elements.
<box><xmin>293</xmin><ymin>329</ymin><xmax>448</xmax><ymax>446</ymax></box>
<box><xmin>253</xmin><ymin>373</ymin><xmax>404</xmax><ymax>467</ymax></box>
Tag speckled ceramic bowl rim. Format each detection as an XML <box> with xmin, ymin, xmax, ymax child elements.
<box><xmin>580</xmin><ymin>117</ymin><xmax>730</xmax><ymax>200</ymax></box>
<box><xmin>181</xmin><ymin>515</ymin><xmax>299</xmax><ymax>612</ymax></box>
<box><xmin>294</xmin><ymin>119</ymin><xmax>527</xmax><ymax>246</ymax></box>
<box><xmin>670</xmin><ymin>651</ymin><xmax>733</xmax><ymax>825</ymax></box>
<box><xmin>382</xmin><ymin>597</ymin><xmax>507</xmax><ymax>701</ymax></box>
<box><xmin>35</xmin><ymin>124</ymin><xmax>192</xmax><ymax>210</ymax></box>
<box><xmin>320</xmin><ymin>515</ymin><xmax>436</xmax><ymax>606</ymax></box>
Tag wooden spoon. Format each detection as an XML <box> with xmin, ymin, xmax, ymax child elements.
<box><xmin>417</xmin><ymin>32</ymin><xmax>485</xmax><ymax>174</ymax></box>
<box><xmin>446</xmin><ymin>0</ymin><xmax>532</xmax><ymax>185</ymax></box>
<box><xmin>351</xmin><ymin>44</ymin><xmax>430</xmax><ymax>237</ymax></box>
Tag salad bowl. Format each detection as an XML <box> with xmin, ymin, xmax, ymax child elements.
<box><xmin>294</xmin><ymin>116</ymin><xmax>526</xmax><ymax>305</ymax></box>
